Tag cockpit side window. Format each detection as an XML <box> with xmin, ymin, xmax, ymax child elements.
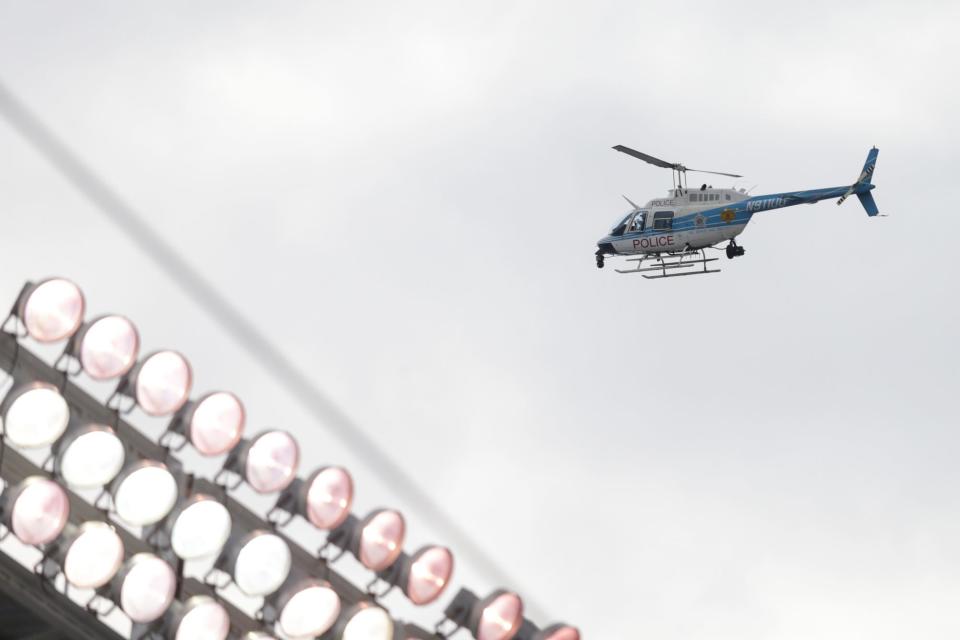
<box><xmin>652</xmin><ymin>211</ymin><xmax>674</xmax><ymax>230</ymax></box>
<box><xmin>628</xmin><ymin>211</ymin><xmax>647</xmax><ymax>232</ymax></box>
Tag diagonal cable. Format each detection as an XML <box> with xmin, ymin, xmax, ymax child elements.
<box><xmin>0</xmin><ymin>78</ymin><xmax>541</xmax><ymax>615</ymax></box>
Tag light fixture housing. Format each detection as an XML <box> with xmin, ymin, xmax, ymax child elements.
<box><xmin>175</xmin><ymin>391</ymin><xmax>246</xmax><ymax>457</ymax></box>
<box><xmin>0</xmin><ymin>476</ymin><xmax>69</xmax><ymax>545</ymax></box>
<box><xmin>14</xmin><ymin>278</ymin><xmax>85</xmax><ymax>343</ymax></box>
<box><xmin>445</xmin><ymin>589</ymin><xmax>525</xmax><ymax>640</ymax></box>
<box><xmin>0</xmin><ymin>382</ymin><xmax>70</xmax><ymax>448</ymax></box>
<box><xmin>397</xmin><ymin>545</ymin><xmax>454</xmax><ymax>606</ymax></box>
<box><xmin>124</xmin><ymin>350</ymin><xmax>193</xmax><ymax>417</ymax></box>
<box><xmin>113</xmin><ymin>553</ymin><xmax>177</xmax><ymax>624</ymax></box>
<box><xmin>355</xmin><ymin>509</ymin><xmax>406</xmax><ymax>572</ymax></box>
<box><xmin>166</xmin><ymin>493</ymin><xmax>232</xmax><ymax>560</ymax></box>
<box><xmin>219</xmin><ymin>530</ymin><xmax>292</xmax><ymax>597</ymax></box>
<box><xmin>275</xmin><ymin>465</ymin><xmax>353</xmax><ymax>531</ymax></box>
<box><xmin>226</xmin><ymin>430</ymin><xmax>300</xmax><ymax>494</ymax></box>
<box><xmin>60</xmin><ymin>521</ymin><xmax>126</xmax><ymax>589</ymax></box>
<box><xmin>71</xmin><ymin>315</ymin><xmax>140</xmax><ymax>380</ymax></box>
<box><xmin>333</xmin><ymin>602</ymin><xmax>395</xmax><ymax>640</ymax></box>
<box><xmin>166</xmin><ymin>595</ymin><xmax>231</xmax><ymax>640</ymax></box>
<box><xmin>470</xmin><ymin>590</ymin><xmax>524</xmax><ymax>640</ymax></box>
<box><xmin>54</xmin><ymin>424</ymin><xmax>126</xmax><ymax>489</ymax></box>
<box><xmin>110</xmin><ymin>459</ymin><xmax>179</xmax><ymax>527</ymax></box>
<box><xmin>531</xmin><ymin>624</ymin><xmax>581</xmax><ymax>640</ymax></box>
<box><xmin>273</xmin><ymin>578</ymin><xmax>341</xmax><ymax>639</ymax></box>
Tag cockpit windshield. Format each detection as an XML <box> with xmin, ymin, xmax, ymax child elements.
<box><xmin>609</xmin><ymin>210</ymin><xmax>649</xmax><ymax>236</ymax></box>
<box><xmin>609</xmin><ymin>212</ymin><xmax>633</xmax><ymax>236</ymax></box>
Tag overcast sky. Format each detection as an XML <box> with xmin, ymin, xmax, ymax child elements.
<box><xmin>1</xmin><ymin>2</ymin><xmax>958</xmax><ymax>638</ymax></box>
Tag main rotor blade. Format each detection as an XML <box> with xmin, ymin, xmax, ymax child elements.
<box><xmin>685</xmin><ymin>167</ymin><xmax>743</xmax><ymax>178</ymax></box>
<box><xmin>612</xmin><ymin>145</ymin><xmax>677</xmax><ymax>170</ymax></box>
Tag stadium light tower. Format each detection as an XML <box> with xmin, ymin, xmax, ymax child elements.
<box><xmin>0</xmin><ymin>278</ymin><xmax>578</xmax><ymax>640</ymax></box>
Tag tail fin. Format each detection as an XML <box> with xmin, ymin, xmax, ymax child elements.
<box><xmin>856</xmin><ymin>147</ymin><xmax>879</xmax><ymax>186</ymax></box>
<box><xmin>837</xmin><ymin>147</ymin><xmax>880</xmax><ymax>215</ymax></box>
<box><xmin>856</xmin><ymin>191</ymin><xmax>879</xmax><ymax>216</ymax></box>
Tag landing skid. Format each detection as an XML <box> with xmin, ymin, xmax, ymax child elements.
<box><xmin>615</xmin><ymin>249</ymin><xmax>720</xmax><ymax>279</ymax></box>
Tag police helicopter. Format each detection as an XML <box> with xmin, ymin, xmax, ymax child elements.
<box><xmin>595</xmin><ymin>145</ymin><xmax>880</xmax><ymax>278</ymax></box>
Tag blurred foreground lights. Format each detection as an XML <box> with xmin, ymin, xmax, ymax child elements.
<box><xmin>55</xmin><ymin>424</ymin><xmax>126</xmax><ymax>488</ymax></box>
<box><xmin>168</xmin><ymin>494</ymin><xmax>232</xmax><ymax>560</ymax></box>
<box><xmin>15</xmin><ymin>278</ymin><xmax>85</xmax><ymax>343</ymax></box>
<box><xmin>403</xmin><ymin>545</ymin><xmax>454</xmax><ymax>605</ymax></box>
<box><xmin>358</xmin><ymin>509</ymin><xmax>406</xmax><ymax>571</ymax></box>
<box><xmin>225</xmin><ymin>530</ymin><xmax>291</xmax><ymax>597</ymax></box>
<box><xmin>0</xmin><ymin>382</ymin><xmax>70</xmax><ymax>448</ymax></box>
<box><xmin>334</xmin><ymin>602</ymin><xmax>394</xmax><ymax>640</ymax></box>
<box><xmin>111</xmin><ymin>460</ymin><xmax>178</xmax><ymax>526</ymax></box>
<box><xmin>115</xmin><ymin>553</ymin><xmax>177</xmax><ymax>624</ymax></box>
<box><xmin>275</xmin><ymin>467</ymin><xmax>353</xmax><ymax>531</ymax></box>
<box><xmin>474</xmin><ymin>591</ymin><xmax>524</xmax><ymax>640</ymax></box>
<box><xmin>445</xmin><ymin>589</ymin><xmax>525</xmax><ymax>640</ymax></box>
<box><xmin>533</xmin><ymin>624</ymin><xmax>581</xmax><ymax>640</ymax></box>
<box><xmin>301</xmin><ymin>466</ymin><xmax>353</xmax><ymax>530</ymax></box>
<box><xmin>182</xmin><ymin>391</ymin><xmax>245</xmax><ymax>456</ymax></box>
<box><xmin>168</xmin><ymin>596</ymin><xmax>231</xmax><ymax>640</ymax></box>
<box><xmin>238</xmin><ymin>430</ymin><xmax>300</xmax><ymax>494</ymax></box>
<box><xmin>62</xmin><ymin>522</ymin><xmax>125</xmax><ymax>589</ymax></box>
<box><xmin>1</xmin><ymin>476</ymin><xmax>69</xmax><ymax>545</ymax></box>
<box><xmin>275</xmin><ymin>579</ymin><xmax>341</xmax><ymax>639</ymax></box>
<box><xmin>74</xmin><ymin>315</ymin><xmax>140</xmax><ymax>380</ymax></box>
<box><xmin>129</xmin><ymin>351</ymin><xmax>193</xmax><ymax>416</ymax></box>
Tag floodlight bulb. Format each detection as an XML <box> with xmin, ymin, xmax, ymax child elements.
<box><xmin>57</xmin><ymin>426</ymin><xmax>125</xmax><ymax>488</ymax></box>
<box><xmin>304</xmin><ymin>466</ymin><xmax>353</xmax><ymax>530</ymax></box>
<box><xmin>406</xmin><ymin>546</ymin><xmax>454</xmax><ymax>605</ymax></box>
<box><xmin>7</xmin><ymin>477</ymin><xmax>69</xmax><ymax>545</ymax></box>
<box><xmin>232</xmin><ymin>532</ymin><xmax>291</xmax><ymax>596</ymax></box>
<box><xmin>341</xmin><ymin>604</ymin><xmax>394</xmax><ymax>640</ymax></box>
<box><xmin>134</xmin><ymin>351</ymin><xmax>192</xmax><ymax>416</ymax></box>
<box><xmin>170</xmin><ymin>496</ymin><xmax>232</xmax><ymax>560</ymax></box>
<box><xmin>1</xmin><ymin>383</ymin><xmax>70</xmax><ymax>448</ymax></box>
<box><xmin>119</xmin><ymin>554</ymin><xmax>176</xmax><ymax>624</ymax></box>
<box><xmin>78</xmin><ymin>315</ymin><xmax>139</xmax><ymax>380</ymax></box>
<box><xmin>188</xmin><ymin>392</ymin><xmax>245</xmax><ymax>456</ymax></box>
<box><xmin>63</xmin><ymin>522</ymin><xmax>125</xmax><ymax>589</ymax></box>
<box><xmin>112</xmin><ymin>462</ymin><xmax>178</xmax><ymax>526</ymax></box>
<box><xmin>244</xmin><ymin>430</ymin><xmax>299</xmax><ymax>494</ymax></box>
<box><xmin>277</xmin><ymin>581</ymin><xmax>341</xmax><ymax>639</ymax></box>
<box><xmin>19</xmin><ymin>278</ymin><xmax>85</xmax><ymax>343</ymax></box>
<box><xmin>174</xmin><ymin>596</ymin><xmax>230</xmax><ymax>640</ymax></box>
<box><xmin>476</xmin><ymin>592</ymin><xmax>523</xmax><ymax>640</ymax></box>
<box><xmin>358</xmin><ymin>509</ymin><xmax>405</xmax><ymax>571</ymax></box>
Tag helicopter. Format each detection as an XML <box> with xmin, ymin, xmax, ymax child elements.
<box><xmin>595</xmin><ymin>145</ymin><xmax>880</xmax><ymax>278</ymax></box>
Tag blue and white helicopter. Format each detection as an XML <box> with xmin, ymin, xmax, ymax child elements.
<box><xmin>595</xmin><ymin>146</ymin><xmax>880</xmax><ymax>278</ymax></box>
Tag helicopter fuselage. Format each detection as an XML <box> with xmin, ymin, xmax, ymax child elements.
<box><xmin>597</xmin><ymin>184</ymin><xmax>869</xmax><ymax>258</ymax></box>
<box><xmin>597</xmin><ymin>146</ymin><xmax>880</xmax><ymax>276</ymax></box>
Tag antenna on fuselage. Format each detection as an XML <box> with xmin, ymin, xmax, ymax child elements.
<box><xmin>612</xmin><ymin>145</ymin><xmax>742</xmax><ymax>192</ymax></box>
<box><xmin>622</xmin><ymin>194</ymin><xmax>640</xmax><ymax>210</ymax></box>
